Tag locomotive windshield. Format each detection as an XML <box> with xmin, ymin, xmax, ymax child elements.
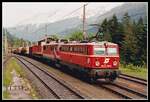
<box><xmin>107</xmin><ymin>48</ymin><xmax>117</xmax><ymax>54</ymax></box>
<box><xmin>94</xmin><ymin>47</ymin><xmax>117</xmax><ymax>55</ymax></box>
<box><xmin>94</xmin><ymin>48</ymin><xmax>105</xmax><ymax>55</ymax></box>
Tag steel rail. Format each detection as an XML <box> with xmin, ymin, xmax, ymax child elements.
<box><xmin>15</xmin><ymin>55</ymin><xmax>87</xmax><ymax>99</ymax></box>
<box><xmin>15</xmin><ymin>56</ymin><xmax>61</xmax><ymax>99</ymax></box>
<box><xmin>119</xmin><ymin>74</ymin><xmax>147</xmax><ymax>85</ymax></box>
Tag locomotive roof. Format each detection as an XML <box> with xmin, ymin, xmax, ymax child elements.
<box><xmin>43</xmin><ymin>41</ymin><xmax>117</xmax><ymax>46</ymax></box>
<box><xmin>38</xmin><ymin>37</ymin><xmax>57</xmax><ymax>43</ymax></box>
<box><xmin>66</xmin><ymin>41</ymin><xmax>117</xmax><ymax>46</ymax></box>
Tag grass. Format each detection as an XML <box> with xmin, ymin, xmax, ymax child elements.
<box><xmin>23</xmin><ymin>78</ymin><xmax>40</xmax><ymax>99</ymax></box>
<box><xmin>3</xmin><ymin>57</ymin><xmax>14</xmax><ymax>99</ymax></box>
<box><xmin>3</xmin><ymin>57</ymin><xmax>39</xmax><ymax>99</ymax></box>
<box><xmin>3</xmin><ymin>91</ymin><xmax>10</xmax><ymax>99</ymax></box>
<box><xmin>3</xmin><ymin>58</ymin><xmax>13</xmax><ymax>87</ymax></box>
<box><xmin>3</xmin><ymin>58</ymin><xmax>26</xmax><ymax>86</ymax></box>
<box><xmin>119</xmin><ymin>63</ymin><xmax>147</xmax><ymax>80</ymax></box>
<box><xmin>12</xmin><ymin>58</ymin><xmax>26</xmax><ymax>77</ymax></box>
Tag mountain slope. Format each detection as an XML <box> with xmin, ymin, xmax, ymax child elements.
<box><xmin>7</xmin><ymin>2</ymin><xmax>147</xmax><ymax>42</ymax></box>
<box><xmin>95</xmin><ymin>2</ymin><xmax>147</xmax><ymax>23</ymax></box>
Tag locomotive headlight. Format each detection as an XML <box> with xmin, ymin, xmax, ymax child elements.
<box><xmin>113</xmin><ymin>61</ymin><xmax>117</xmax><ymax>66</ymax></box>
<box><xmin>95</xmin><ymin>61</ymin><xmax>100</xmax><ymax>66</ymax></box>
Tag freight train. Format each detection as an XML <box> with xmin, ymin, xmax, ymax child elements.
<box><xmin>13</xmin><ymin>38</ymin><xmax>120</xmax><ymax>83</ymax></box>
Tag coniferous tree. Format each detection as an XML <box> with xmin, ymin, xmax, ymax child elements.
<box><xmin>122</xmin><ymin>13</ymin><xmax>138</xmax><ymax>65</ymax></box>
<box><xmin>101</xmin><ymin>18</ymin><xmax>108</xmax><ymax>32</ymax></box>
<box><xmin>109</xmin><ymin>14</ymin><xmax>124</xmax><ymax>46</ymax></box>
<box><xmin>98</xmin><ymin>12</ymin><xmax>147</xmax><ymax>66</ymax></box>
<box><xmin>103</xmin><ymin>29</ymin><xmax>112</xmax><ymax>41</ymax></box>
<box><xmin>135</xmin><ymin>17</ymin><xmax>147</xmax><ymax>65</ymax></box>
<box><xmin>101</xmin><ymin>18</ymin><xmax>112</xmax><ymax>41</ymax></box>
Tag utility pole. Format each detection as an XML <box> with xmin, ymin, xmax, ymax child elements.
<box><xmin>26</xmin><ymin>26</ymin><xmax>28</xmax><ymax>47</ymax></box>
<box><xmin>4</xmin><ymin>29</ymin><xmax>8</xmax><ymax>55</ymax></box>
<box><xmin>45</xmin><ymin>24</ymin><xmax>47</xmax><ymax>35</ymax></box>
<box><xmin>26</xmin><ymin>41</ymin><xmax>28</xmax><ymax>47</ymax></box>
<box><xmin>45</xmin><ymin>34</ymin><xmax>47</xmax><ymax>43</ymax></box>
<box><xmin>45</xmin><ymin>24</ymin><xmax>48</xmax><ymax>43</ymax></box>
<box><xmin>83</xmin><ymin>4</ymin><xmax>88</xmax><ymax>40</ymax></box>
<box><xmin>23</xmin><ymin>42</ymin><xmax>24</xmax><ymax>47</ymax></box>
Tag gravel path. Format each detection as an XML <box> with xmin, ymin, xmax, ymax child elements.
<box><xmin>7</xmin><ymin>70</ymin><xmax>32</xmax><ymax>99</ymax></box>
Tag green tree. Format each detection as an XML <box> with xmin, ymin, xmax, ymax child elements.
<box><xmin>135</xmin><ymin>17</ymin><xmax>147</xmax><ymax>65</ymax></box>
<box><xmin>122</xmin><ymin>13</ymin><xmax>138</xmax><ymax>65</ymax></box>
<box><xmin>69</xmin><ymin>31</ymin><xmax>83</xmax><ymax>41</ymax></box>
<box><xmin>97</xmin><ymin>12</ymin><xmax>147</xmax><ymax>66</ymax></box>
<box><xmin>101</xmin><ymin>18</ymin><xmax>108</xmax><ymax>32</ymax></box>
<box><xmin>49</xmin><ymin>34</ymin><xmax>59</xmax><ymax>40</ymax></box>
<box><xmin>101</xmin><ymin>18</ymin><xmax>112</xmax><ymax>41</ymax></box>
<box><xmin>109</xmin><ymin>14</ymin><xmax>124</xmax><ymax>45</ymax></box>
<box><xmin>103</xmin><ymin>29</ymin><xmax>112</xmax><ymax>41</ymax></box>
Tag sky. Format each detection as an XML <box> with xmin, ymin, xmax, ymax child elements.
<box><xmin>3</xmin><ymin>2</ymin><xmax>124</xmax><ymax>28</ymax></box>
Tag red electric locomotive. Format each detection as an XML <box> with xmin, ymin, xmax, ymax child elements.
<box><xmin>58</xmin><ymin>41</ymin><xmax>120</xmax><ymax>82</ymax></box>
<box><xmin>29</xmin><ymin>37</ymin><xmax>120</xmax><ymax>82</ymax></box>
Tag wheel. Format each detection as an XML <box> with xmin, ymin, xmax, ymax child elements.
<box><xmin>86</xmin><ymin>77</ymin><xmax>97</xmax><ymax>84</ymax></box>
<box><xmin>105</xmin><ymin>78</ymin><xmax>115</xmax><ymax>83</ymax></box>
<box><xmin>55</xmin><ymin>63</ymin><xmax>61</xmax><ymax>68</ymax></box>
<box><xmin>89</xmin><ymin>78</ymin><xmax>96</xmax><ymax>84</ymax></box>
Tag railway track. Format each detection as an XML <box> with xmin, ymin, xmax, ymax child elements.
<box><xmin>98</xmin><ymin>69</ymin><xmax>147</xmax><ymax>99</ymax></box>
<box><xmin>97</xmin><ymin>77</ymin><xmax>147</xmax><ymax>99</ymax></box>
<box><xmin>3</xmin><ymin>55</ymin><xmax>12</xmax><ymax>65</ymax></box>
<box><xmin>98</xmin><ymin>84</ymin><xmax>146</xmax><ymax>99</ymax></box>
<box><xmin>15</xmin><ymin>55</ymin><xmax>88</xmax><ymax>99</ymax></box>
<box><xmin>119</xmin><ymin>74</ymin><xmax>147</xmax><ymax>85</ymax></box>
<box><xmin>13</xmin><ymin>54</ymin><xmax>147</xmax><ymax>99</ymax></box>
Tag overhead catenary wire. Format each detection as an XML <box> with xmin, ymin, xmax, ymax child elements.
<box><xmin>13</xmin><ymin>3</ymin><xmax>89</xmax><ymax>35</ymax></box>
<box><xmin>61</xmin><ymin>3</ymin><xmax>88</xmax><ymax>20</ymax></box>
<box><xmin>11</xmin><ymin>3</ymin><xmax>146</xmax><ymax>42</ymax></box>
<box><xmin>30</xmin><ymin>3</ymin><xmax>89</xmax><ymax>36</ymax></box>
<box><xmin>29</xmin><ymin>10</ymin><xmax>60</xmax><ymax>35</ymax></box>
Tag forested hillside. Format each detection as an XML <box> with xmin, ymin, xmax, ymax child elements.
<box><xmin>67</xmin><ymin>13</ymin><xmax>147</xmax><ymax>66</ymax></box>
